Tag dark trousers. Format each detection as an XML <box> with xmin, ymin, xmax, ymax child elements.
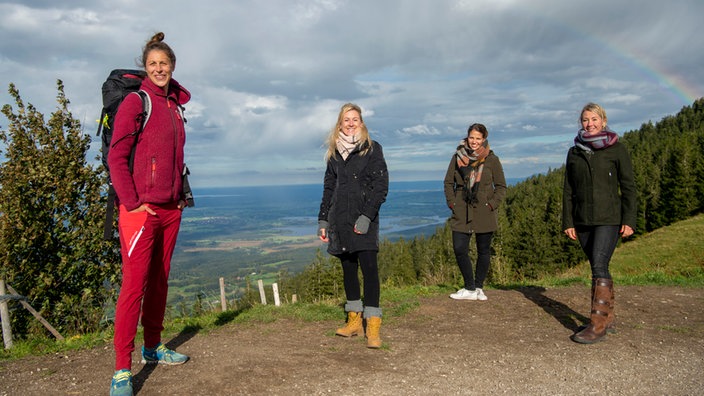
<box><xmin>452</xmin><ymin>231</ymin><xmax>493</xmax><ymax>290</ymax></box>
<box><xmin>575</xmin><ymin>225</ymin><xmax>620</xmax><ymax>279</ymax></box>
<box><xmin>339</xmin><ymin>250</ymin><xmax>380</xmax><ymax>308</ymax></box>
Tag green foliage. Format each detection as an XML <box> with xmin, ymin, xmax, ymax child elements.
<box><xmin>626</xmin><ymin>99</ymin><xmax>704</xmax><ymax>230</ymax></box>
<box><xmin>277</xmin><ymin>249</ymin><xmax>344</xmax><ymax>303</ymax></box>
<box><xmin>0</xmin><ymin>82</ymin><xmax>121</xmax><ymax>338</ymax></box>
<box><xmin>552</xmin><ymin>213</ymin><xmax>704</xmax><ymax>287</ymax></box>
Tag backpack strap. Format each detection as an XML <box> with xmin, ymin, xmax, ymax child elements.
<box><xmin>136</xmin><ymin>90</ymin><xmax>152</xmax><ymax>129</ymax></box>
<box><xmin>103</xmin><ymin>90</ymin><xmax>151</xmax><ymax>240</ymax></box>
<box><xmin>125</xmin><ymin>90</ymin><xmax>151</xmax><ymax>174</ymax></box>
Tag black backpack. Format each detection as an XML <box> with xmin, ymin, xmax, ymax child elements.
<box><xmin>97</xmin><ymin>69</ymin><xmax>193</xmax><ymax>240</ymax></box>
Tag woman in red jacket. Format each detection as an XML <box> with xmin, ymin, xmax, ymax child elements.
<box><xmin>107</xmin><ymin>32</ymin><xmax>191</xmax><ymax>396</ymax></box>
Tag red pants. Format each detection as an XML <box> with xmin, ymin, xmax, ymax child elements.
<box><xmin>113</xmin><ymin>202</ymin><xmax>182</xmax><ymax>371</ymax></box>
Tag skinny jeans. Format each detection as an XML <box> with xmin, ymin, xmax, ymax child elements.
<box><xmin>339</xmin><ymin>250</ymin><xmax>380</xmax><ymax>309</ymax></box>
<box><xmin>114</xmin><ymin>202</ymin><xmax>182</xmax><ymax>371</ymax></box>
<box><xmin>452</xmin><ymin>231</ymin><xmax>493</xmax><ymax>290</ymax></box>
<box><xmin>575</xmin><ymin>225</ymin><xmax>619</xmax><ymax>279</ymax></box>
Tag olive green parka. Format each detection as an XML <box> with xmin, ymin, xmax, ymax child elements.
<box><xmin>443</xmin><ymin>151</ymin><xmax>507</xmax><ymax>234</ymax></box>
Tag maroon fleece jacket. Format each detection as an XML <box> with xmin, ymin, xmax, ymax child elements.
<box><xmin>108</xmin><ymin>77</ymin><xmax>191</xmax><ymax>211</ymax></box>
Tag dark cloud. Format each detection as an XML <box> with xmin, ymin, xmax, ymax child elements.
<box><xmin>1</xmin><ymin>0</ymin><xmax>702</xmax><ymax>186</ymax></box>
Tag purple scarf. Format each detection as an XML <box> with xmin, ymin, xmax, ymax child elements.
<box><xmin>574</xmin><ymin>128</ymin><xmax>619</xmax><ymax>152</ymax></box>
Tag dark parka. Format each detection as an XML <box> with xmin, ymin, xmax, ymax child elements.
<box><xmin>562</xmin><ymin>141</ymin><xmax>637</xmax><ymax>230</ymax></box>
<box><xmin>443</xmin><ymin>151</ymin><xmax>507</xmax><ymax>234</ymax></box>
<box><xmin>318</xmin><ymin>141</ymin><xmax>389</xmax><ymax>255</ymax></box>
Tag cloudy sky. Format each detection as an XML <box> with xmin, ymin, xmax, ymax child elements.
<box><xmin>1</xmin><ymin>0</ymin><xmax>702</xmax><ymax>188</ymax></box>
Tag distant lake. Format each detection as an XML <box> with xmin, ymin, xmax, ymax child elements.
<box><xmin>179</xmin><ymin>178</ymin><xmax>524</xmax><ymax>242</ymax></box>
<box><xmin>180</xmin><ymin>180</ymin><xmax>446</xmax><ymax>242</ymax></box>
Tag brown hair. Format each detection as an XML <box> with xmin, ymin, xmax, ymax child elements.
<box><xmin>467</xmin><ymin>123</ymin><xmax>488</xmax><ymax>139</ymax></box>
<box><xmin>140</xmin><ymin>32</ymin><xmax>176</xmax><ymax>69</ymax></box>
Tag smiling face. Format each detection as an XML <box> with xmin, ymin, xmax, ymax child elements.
<box><xmin>340</xmin><ymin>109</ymin><xmax>363</xmax><ymax>136</ymax></box>
<box><xmin>467</xmin><ymin>129</ymin><xmax>485</xmax><ymax>151</ymax></box>
<box><xmin>145</xmin><ymin>49</ymin><xmax>173</xmax><ymax>92</ymax></box>
<box><xmin>581</xmin><ymin>110</ymin><xmax>605</xmax><ymax>136</ymax></box>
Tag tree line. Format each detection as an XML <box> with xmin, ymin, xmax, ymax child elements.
<box><xmin>0</xmin><ymin>81</ymin><xmax>702</xmax><ymax>338</ymax></box>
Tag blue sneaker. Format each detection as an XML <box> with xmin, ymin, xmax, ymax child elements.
<box><xmin>110</xmin><ymin>369</ymin><xmax>133</xmax><ymax>396</ymax></box>
<box><xmin>141</xmin><ymin>343</ymin><xmax>189</xmax><ymax>365</ymax></box>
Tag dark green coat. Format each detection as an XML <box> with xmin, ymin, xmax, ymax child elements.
<box><xmin>562</xmin><ymin>141</ymin><xmax>637</xmax><ymax>230</ymax></box>
<box><xmin>443</xmin><ymin>151</ymin><xmax>507</xmax><ymax>234</ymax></box>
<box><xmin>318</xmin><ymin>141</ymin><xmax>389</xmax><ymax>255</ymax></box>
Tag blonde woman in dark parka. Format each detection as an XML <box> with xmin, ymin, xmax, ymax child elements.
<box><xmin>317</xmin><ymin>103</ymin><xmax>389</xmax><ymax>349</ymax></box>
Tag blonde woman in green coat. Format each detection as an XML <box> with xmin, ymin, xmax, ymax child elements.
<box><xmin>563</xmin><ymin>102</ymin><xmax>637</xmax><ymax>344</ymax></box>
<box><xmin>443</xmin><ymin>123</ymin><xmax>507</xmax><ymax>301</ymax></box>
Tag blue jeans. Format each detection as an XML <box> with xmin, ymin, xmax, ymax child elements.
<box><xmin>452</xmin><ymin>231</ymin><xmax>493</xmax><ymax>290</ymax></box>
<box><xmin>575</xmin><ymin>225</ymin><xmax>620</xmax><ymax>279</ymax></box>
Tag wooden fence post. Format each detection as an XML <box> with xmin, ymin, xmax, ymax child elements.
<box><xmin>272</xmin><ymin>283</ymin><xmax>280</xmax><ymax>306</ymax></box>
<box><xmin>6</xmin><ymin>284</ymin><xmax>64</xmax><ymax>341</ymax></box>
<box><xmin>257</xmin><ymin>279</ymin><xmax>267</xmax><ymax>305</ymax></box>
<box><xmin>219</xmin><ymin>277</ymin><xmax>227</xmax><ymax>312</ymax></box>
<box><xmin>0</xmin><ymin>280</ymin><xmax>13</xmax><ymax>349</ymax></box>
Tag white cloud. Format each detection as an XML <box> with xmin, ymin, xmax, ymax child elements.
<box><xmin>1</xmin><ymin>0</ymin><xmax>703</xmax><ymax>187</ymax></box>
<box><xmin>400</xmin><ymin>125</ymin><xmax>442</xmax><ymax>136</ymax></box>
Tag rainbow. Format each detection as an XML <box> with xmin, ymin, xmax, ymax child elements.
<box><xmin>536</xmin><ymin>11</ymin><xmax>702</xmax><ymax>105</ymax></box>
<box><xmin>597</xmin><ymin>36</ymin><xmax>701</xmax><ymax>105</ymax></box>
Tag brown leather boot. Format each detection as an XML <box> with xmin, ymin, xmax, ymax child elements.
<box><xmin>572</xmin><ymin>278</ymin><xmax>612</xmax><ymax>344</ymax></box>
<box><xmin>365</xmin><ymin>316</ymin><xmax>382</xmax><ymax>349</ymax></box>
<box><xmin>577</xmin><ymin>278</ymin><xmax>617</xmax><ymax>334</ymax></box>
<box><xmin>605</xmin><ymin>280</ymin><xmax>617</xmax><ymax>334</ymax></box>
<box><xmin>336</xmin><ymin>311</ymin><xmax>363</xmax><ymax>337</ymax></box>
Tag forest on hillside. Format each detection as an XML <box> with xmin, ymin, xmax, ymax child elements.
<box><xmin>277</xmin><ymin>98</ymin><xmax>704</xmax><ymax>303</ymax></box>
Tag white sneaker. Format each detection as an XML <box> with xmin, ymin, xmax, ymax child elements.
<box><xmin>476</xmin><ymin>288</ymin><xmax>488</xmax><ymax>301</ymax></box>
<box><xmin>450</xmin><ymin>288</ymin><xmax>479</xmax><ymax>300</ymax></box>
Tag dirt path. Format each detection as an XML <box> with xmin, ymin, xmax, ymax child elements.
<box><xmin>1</xmin><ymin>285</ymin><xmax>702</xmax><ymax>395</ymax></box>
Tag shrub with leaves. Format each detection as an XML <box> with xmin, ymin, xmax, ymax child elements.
<box><xmin>0</xmin><ymin>81</ymin><xmax>121</xmax><ymax>337</ymax></box>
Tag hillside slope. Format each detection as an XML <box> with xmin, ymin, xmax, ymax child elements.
<box><xmin>1</xmin><ymin>285</ymin><xmax>702</xmax><ymax>395</ymax></box>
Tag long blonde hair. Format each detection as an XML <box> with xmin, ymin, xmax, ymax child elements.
<box><xmin>324</xmin><ymin>103</ymin><xmax>373</xmax><ymax>161</ymax></box>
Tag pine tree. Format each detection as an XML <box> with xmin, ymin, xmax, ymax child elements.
<box><xmin>0</xmin><ymin>81</ymin><xmax>120</xmax><ymax>336</ymax></box>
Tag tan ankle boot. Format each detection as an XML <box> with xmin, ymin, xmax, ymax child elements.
<box><xmin>365</xmin><ymin>316</ymin><xmax>382</xmax><ymax>349</ymax></box>
<box><xmin>572</xmin><ymin>278</ymin><xmax>612</xmax><ymax>344</ymax></box>
<box><xmin>336</xmin><ymin>312</ymin><xmax>363</xmax><ymax>337</ymax></box>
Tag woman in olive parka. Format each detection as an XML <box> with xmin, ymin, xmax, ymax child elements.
<box><xmin>443</xmin><ymin>123</ymin><xmax>507</xmax><ymax>301</ymax></box>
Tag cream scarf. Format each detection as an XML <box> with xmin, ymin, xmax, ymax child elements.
<box><xmin>336</xmin><ymin>132</ymin><xmax>360</xmax><ymax>160</ymax></box>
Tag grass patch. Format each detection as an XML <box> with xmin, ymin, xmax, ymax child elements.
<box><xmin>657</xmin><ymin>325</ymin><xmax>693</xmax><ymax>334</ymax></box>
<box><xmin>232</xmin><ymin>302</ymin><xmax>341</xmax><ymax>323</ymax></box>
<box><xmin>536</xmin><ymin>214</ymin><xmax>704</xmax><ymax>287</ymax></box>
